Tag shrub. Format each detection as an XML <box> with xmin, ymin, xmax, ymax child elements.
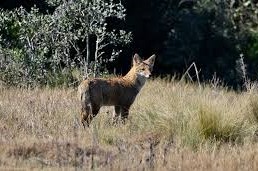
<box><xmin>0</xmin><ymin>0</ymin><xmax>131</xmax><ymax>87</ymax></box>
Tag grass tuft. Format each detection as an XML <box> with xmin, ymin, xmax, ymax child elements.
<box><xmin>197</xmin><ymin>106</ymin><xmax>246</xmax><ymax>142</ymax></box>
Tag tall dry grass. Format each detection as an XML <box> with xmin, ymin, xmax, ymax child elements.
<box><xmin>0</xmin><ymin>79</ymin><xmax>258</xmax><ymax>170</ymax></box>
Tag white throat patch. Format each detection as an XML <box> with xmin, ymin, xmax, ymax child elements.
<box><xmin>136</xmin><ymin>72</ymin><xmax>147</xmax><ymax>90</ymax></box>
<box><xmin>138</xmin><ymin>72</ymin><xmax>150</xmax><ymax>78</ymax></box>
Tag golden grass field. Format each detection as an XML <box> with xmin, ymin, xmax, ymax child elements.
<box><xmin>1</xmin><ymin>78</ymin><xmax>258</xmax><ymax>170</ymax></box>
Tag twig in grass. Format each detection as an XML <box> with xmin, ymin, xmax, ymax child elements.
<box><xmin>32</xmin><ymin>157</ymin><xmax>52</xmax><ymax>167</ymax></box>
<box><xmin>146</xmin><ymin>138</ymin><xmax>159</xmax><ymax>170</ymax></box>
<box><xmin>236</xmin><ymin>54</ymin><xmax>250</xmax><ymax>91</ymax></box>
<box><xmin>73</xmin><ymin>117</ymin><xmax>78</xmax><ymax>170</ymax></box>
<box><xmin>91</xmin><ymin>123</ymin><xmax>99</xmax><ymax>169</ymax></box>
<box><xmin>163</xmin><ymin>139</ymin><xmax>173</xmax><ymax>166</ymax></box>
<box><xmin>69</xmin><ymin>80</ymin><xmax>80</xmax><ymax>87</ymax></box>
<box><xmin>210</xmin><ymin>73</ymin><xmax>221</xmax><ymax>89</ymax></box>
<box><xmin>148</xmin><ymin>141</ymin><xmax>155</xmax><ymax>170</ymax></box>
<box><xmin>55</xmin><ymin>138</ymin><xmax>61</xmax><ymax>167</ymax></box>
<box><xmin>180</xmin><ymin>62</ymin><xmax>201</xmax><ymax>89</ymax></box>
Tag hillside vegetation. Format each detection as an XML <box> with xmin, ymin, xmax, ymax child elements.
<box><xmin>1</xmin><ymin>79</ymin><xmax>258</xmax><ymax>170</ymax></box>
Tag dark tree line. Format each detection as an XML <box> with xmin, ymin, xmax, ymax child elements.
<box><xmin>123</xmin><ymin>0</ymin><xmax>258</xmax><ymax>87</ymax></box>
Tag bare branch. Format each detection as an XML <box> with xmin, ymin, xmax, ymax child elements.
<box><xmin>69</xmin><ymin>40</ymin><xmax>80</xmax><ymax>54</ymax></box>
<box><xmin>98</xmin><ymin>43</ymin><xmax>109</xmax><ymax>50</ymax></box>
<box><xmin>97</xmin><ymin>51</ymin><xmax>105</xmax><ymax>58</ymax></box>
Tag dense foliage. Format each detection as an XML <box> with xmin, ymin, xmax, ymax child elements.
<box><xmin>124</xmin><ymin>0</ymin><xmax>258</xmax><ymax>87</ymax></box>
<box><xmin>1</xmin><ymin>0</ymin><xmax>258</xmax><ymax>87</ymax></box>
<box><xmin>0</xmin><ymin>0</ymin><xmax>131</xmax><ymax>87</ymax></box>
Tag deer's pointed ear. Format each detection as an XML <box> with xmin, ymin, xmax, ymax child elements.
<box><xmin>144</xmin><ymin>54</ymin><xmax>156</xmax><ymax>68</ymax></box>
<box><xmin>133</xmin><ymin>53</ymin><xmax>142</xmax><ymax>65</ymax></box>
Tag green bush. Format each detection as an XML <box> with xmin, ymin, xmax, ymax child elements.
<box><xmin>0</xmin><ymin>0</ymin><xmax>131</xmax><ymax>87</ymax></box>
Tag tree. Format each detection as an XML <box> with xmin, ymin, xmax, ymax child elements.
<box><xmin>0</xmin><ymin>0</ymin><xmax>131</xmax><ymax>86</ymax></box>
<box><xmin>54</xmin><ymin>0</ymin><xmax>131</xmax><ymax>78</ymax></box>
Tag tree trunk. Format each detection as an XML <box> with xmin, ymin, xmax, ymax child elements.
<box><xmin>93</xmin><ymin>36</ymin><xmax>99</xmax><ymax>78</ymax></box>
<box><xmin>85</xmin><ymin>33</ymin><xmax>90</xmax><ymax>79</ymax></box>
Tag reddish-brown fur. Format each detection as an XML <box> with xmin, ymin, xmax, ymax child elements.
<box><xmin>78</xmin><ymin>53</ymin><xmax>156</xmax><ymax>127</ymax></box>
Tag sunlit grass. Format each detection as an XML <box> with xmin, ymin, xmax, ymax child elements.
<box><xmin>0</xmin><ymin>79</ymin><xmax>258</xmax><ymax>170</ymax></box>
